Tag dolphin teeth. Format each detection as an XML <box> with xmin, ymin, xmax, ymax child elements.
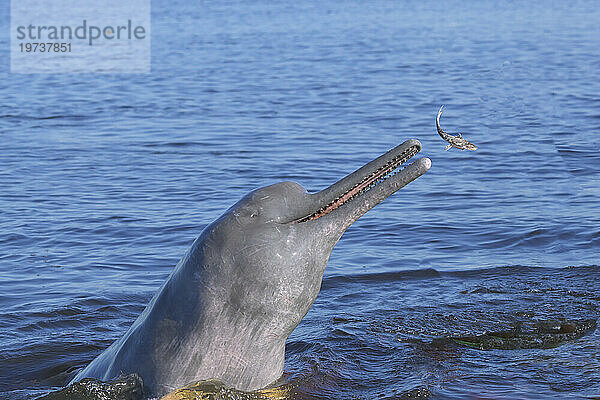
<box><xmin>294</xmin><ymin>145</ymin><xmax>419</xmax><ymax>223</ymax></box>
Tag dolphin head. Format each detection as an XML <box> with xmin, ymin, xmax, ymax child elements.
<box><xmin>229</xmin><ymin>138</ymin><xmax>430</xmax><ymax>229</ymax></box>
<box><xmin>200</xmin><ymin>139</ymin><xmax>431</xmax><ymax>342</ymax></box>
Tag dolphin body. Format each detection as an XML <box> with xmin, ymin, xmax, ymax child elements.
<box><xmin>72</xmin><ymin>139</ymin><xmax>431</xmax><ymax>397</ymax></box>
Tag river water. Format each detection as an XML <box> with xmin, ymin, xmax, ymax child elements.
<box><xmin>1</xmin><ymin>1</ymin><xmax>599</xmax><ymax>399</ymax></box>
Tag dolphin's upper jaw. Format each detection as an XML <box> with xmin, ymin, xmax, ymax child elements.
<box><xmin>291</xmin><ymin>139</ymin><xmax>430</xmax><ymax>231</ymax></box>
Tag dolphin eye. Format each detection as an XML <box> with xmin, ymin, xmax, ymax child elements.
<box><xmin>248</xmin><ymin>208</ymin><xmax>261</xmax><ymax>219</ymax></box>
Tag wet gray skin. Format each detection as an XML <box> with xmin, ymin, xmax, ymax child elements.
<box><xmin>436</xmin><ymin>106</ymin><xmax>478</xmax><ymax>151</ymax></box>
<box><xmin>72</xmin><ymin>139</ymin><xmax>431</xmax><ymax>397</ymax></box>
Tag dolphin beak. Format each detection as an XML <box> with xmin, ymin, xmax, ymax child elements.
<box><xmin>293</xmin><ymin>139</ymin><xmax>431</xmax><ymax>232</ymax></box>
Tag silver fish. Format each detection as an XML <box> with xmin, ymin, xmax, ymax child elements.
<box><xmin>436</xmin><ymin>106</ymin><xmax>477</xmax><ymax>151</ymax></box>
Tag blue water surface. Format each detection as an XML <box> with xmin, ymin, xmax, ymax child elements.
<box><xmin>0</xmin><ymin>1</ymin><xmax>599</xmax><ymax>399</ymax></box>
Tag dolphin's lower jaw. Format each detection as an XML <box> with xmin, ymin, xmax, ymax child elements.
<box><xmin>293</xmin><ymin>139</ymin><xmax>431</xmax><ymax>228</ymax></box>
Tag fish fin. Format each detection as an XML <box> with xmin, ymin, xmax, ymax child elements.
<box><xmin>457</xmin><ymin>132</ymin><xmax>463</xmax><ymax>138</ymax></box>
<box><xmin>445</xmin><ymin>144</ymin><xmax>452</xmax><ymax>151</ymax></box>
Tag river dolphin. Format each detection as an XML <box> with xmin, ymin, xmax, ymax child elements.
<box><xmin>72</xmin><ymin>139</ymin><xmax>431</xmax><ymax>397</ymax></box>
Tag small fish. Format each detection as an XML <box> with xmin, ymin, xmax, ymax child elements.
<box><xmin>436</xmin><ymin>106</ymin><xmax>477</xmax><ymax>151</ymax></box>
